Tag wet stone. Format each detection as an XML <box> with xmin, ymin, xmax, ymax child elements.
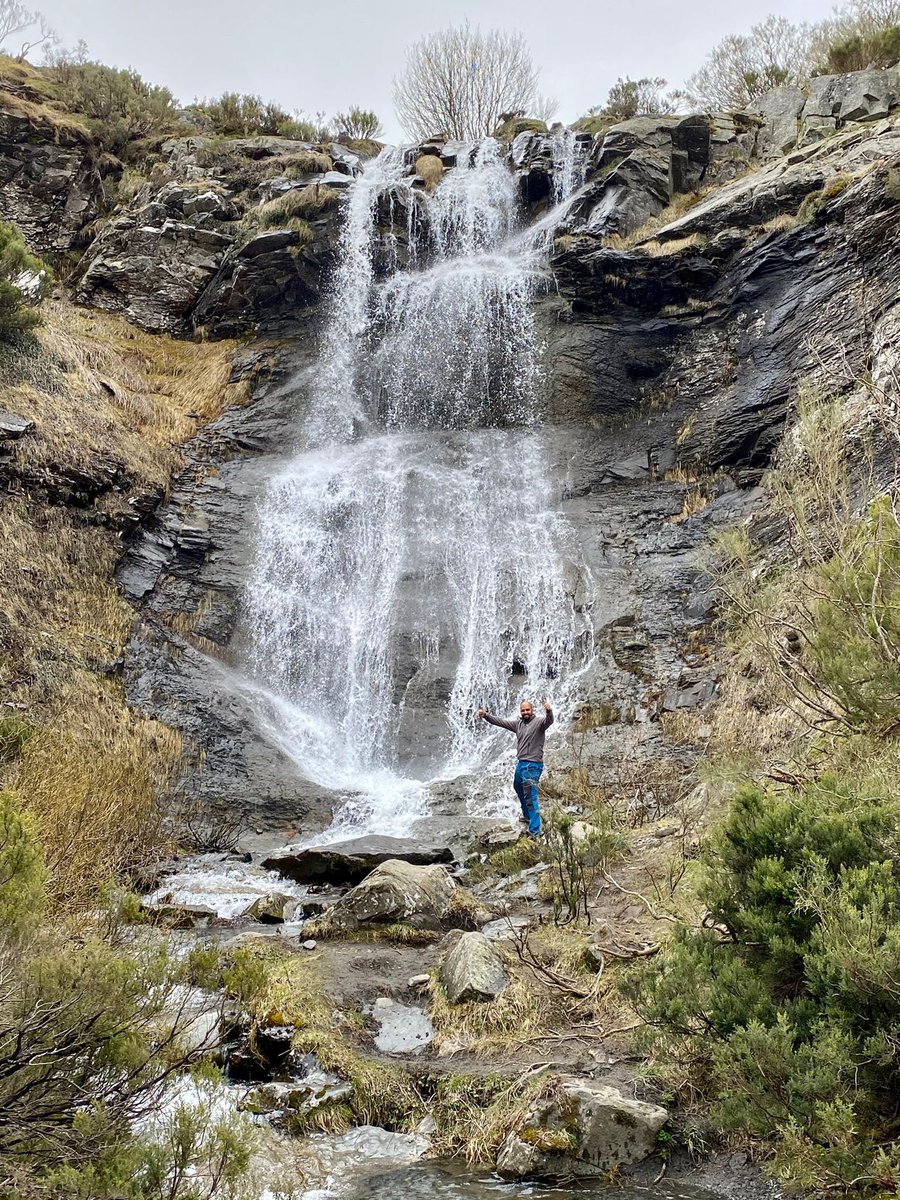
<box><xmin>365</xmin><ymin>998</ymin><xmax>435</xmax><ymax>1055</ymax></box>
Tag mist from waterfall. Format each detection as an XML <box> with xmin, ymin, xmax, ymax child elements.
<box><xmin>245</xmin><ymin>137</ymin><xmax>592</xmax><ymax>837</ymax></box>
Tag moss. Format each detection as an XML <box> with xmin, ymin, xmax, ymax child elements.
<box><xmin>520</xmin><ymin>1125</ymin><xmax>578</xmax><ymax>1151</ymax></box>
<box><xmin>493</xmin><ymin>117</ymin><xmax>548</xmax><ymax>139</ymax></box>
<box><xmin>572</xmin><ymin>114</ymin><xmax>613</xmax><ymax>136</ymax></box>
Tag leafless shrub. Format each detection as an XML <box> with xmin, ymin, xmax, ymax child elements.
<box><xmin>393</xmin><ymin>21</ymin><xmax>552</xmax><ymax>141</ymax></box>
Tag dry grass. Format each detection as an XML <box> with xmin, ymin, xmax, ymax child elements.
<box><xmin>251</xmin><ymin>183</ymin><xmax>339</xmax><ymax>229</ymax></box>
<box><xmin>0</xmin><ymin>298</ymin><xmax>247</xmax><ymax>909</ymax></box>
<box><xmin>0</xmin><ymin>55</ymin><xmax>91</xmax><ymax>138</ymax></box>
<box><xmin>272</xmin><ymin>150</ymin><xmax>333</xmax><ymax>176</ymax></box>
<box><xmin>0</xmin><ymin>300</ymin><xmax>248</xmax><ymax>491</ymax></box>
<box><xmin>604</xmin><ymin>189</ymin><xmax>711</xmax><ymax>250</ymax></box>
<box><xmin>642</xmin><ymin>233</ymin><xmax>709</xmax><ymax>257</ymax></box>
<box><xmin>670</xmin><ymin>485</ymin><xmax>710</xmax><ymax>523</ymax></box>
<box><xmin>416</xmin><ymin>154</ymin><xmax>444</xmax><ymax>191</ymax></box>
<box><xmin>428</xmin><ymin>954</ymin><xmax>561</xmax><ymax>1056</ymax></box>
<box><xmin>758</xmin><ymin>213</ymin><xmax>800</xmax><ymax>235</ymax></box>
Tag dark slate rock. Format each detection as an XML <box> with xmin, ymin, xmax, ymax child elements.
<box><xmin>262</xmin><ymin>835</ymin><xmax>455</xmax><ymax>886</ymax></box>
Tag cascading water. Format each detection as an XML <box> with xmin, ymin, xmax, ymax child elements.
<box><xmin>245</xmin><ymin>138</ymin><xmax>591</xmax><ymax>837</ymax></box>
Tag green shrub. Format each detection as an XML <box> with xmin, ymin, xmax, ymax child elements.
<box><xmin>0</xmin><ymin>713</ymin><xmax>33</xmax><ymax>763</ymax></box>
<box><xmin>626</xmin><ymin>774</ymin><xmax>900</xmax><ymax>1193</ymax></box>
<box><xmin>0</xmin><ymin>789</ymin><xmax>45</xmax><ymax>939</ymax></box>
<box><xmin>0</xmin><ymin>220</ymin><xmax>51</xmax><ymax>340</ymax></box>
<box><xmin>333</xmin><ymin>106</ymin><xmax>382</xmax><ymax>140</ymax></box>
<box><xmin>817</xmin><ymin>25</ymin><xmax>900</xmax><ymax>73</ymax></box>
<box><xmin>805</xmin><ymin>501</ymin><xmax>900</xmax><ymax>735</ymax></box>
<box><xmin>191</xmin><ymin>91</ymin><xmax>289</xmax><ymax>136</ymax></box>
<box><xmin>49</xmin><ymin>60</ymin><xmax>179</xmax><ymax>153</ymax></box>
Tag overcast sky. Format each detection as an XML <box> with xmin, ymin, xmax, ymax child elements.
<box><xmin>38</xmin><ymin>0</ymin><xmax>835</xmax><ymax>141</ymax></box>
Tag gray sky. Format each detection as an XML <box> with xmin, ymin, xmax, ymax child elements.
<box><xmin>39</xmin><ymin>0</ymin><xmax>833</xmax><ymax>141</ymax></box>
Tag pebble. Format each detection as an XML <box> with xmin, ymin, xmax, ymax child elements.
<box><xmin>407</xmin><ymin>973</ymin><xmax>430</xmax><ymax>988</ymax></box>
<box><xmin>302</xmin><ymin>939</ymin><xmax>317</xmax><ymax>951</ymax></box>
<box><xmin>374</xmin><ymin>996</ymin><xmax>394</xmax><ymax>1010</ymax></box>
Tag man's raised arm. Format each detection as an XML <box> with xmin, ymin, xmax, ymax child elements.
<box><xmin>477</xmin><ymin>708</ymin><xmax>517</xmax><ymax>732</ymax></box>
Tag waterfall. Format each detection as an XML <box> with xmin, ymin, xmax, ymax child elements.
<box><xmin>245</xmin><ymin>138</ymin><xmax>591</xmax><ymax>837</ymax></box>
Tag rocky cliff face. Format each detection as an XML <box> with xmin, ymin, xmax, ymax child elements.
<box><xmin>5</xmin><ymin>66</ymin><xmax>899</xmax><ymax>838</ymax></box>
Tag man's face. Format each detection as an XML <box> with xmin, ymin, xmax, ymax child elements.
<box><xmin>520</xmin><ymin>702</ymin><xmax>534</xmax><ymax>721</ymax></box>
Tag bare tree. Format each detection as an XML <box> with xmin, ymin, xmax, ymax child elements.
<box><xmin>685</xmin><ymin>14</ymin><xmax>815</xmax><ymax>110</ymax></box>
<box><xmin>393</xmin><ymin>22</ymin><xmax>547</xmax><ymax>141</ymax></box>
<box><xmin>0</xmin><ymin>1</ymin><xmax>56</xmax><ymax>60</ymax></box>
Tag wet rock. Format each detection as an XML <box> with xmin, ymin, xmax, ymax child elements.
<box><xmin>440</xmin><ymin>931</ymin><xmax>509</xmax><ymax>1004</ymax></box>
<box><xmin>227</xmin><ymin>1017</ymin><xmax>297</xmax><ymax>1081</ymax></box>
<box><xmin>242</xmin><ymin>891</ymin><xmax>293</xmax><ymax>923</ymax></box>
<box><xmin>241</xmin><ymin>1072</ymin><xmax>352</xmax><ymax>1118</ymax></box>
<box><xmin>366</xmin><ymin>997</ymin><xmax>434</xmax><ymax>1054</ymax></box>
<box><xmin>0</xmin><ymin>409</ymin><xmax>32</xmax><ymax>440</ymax></box>
<box><xmin>143</xmin><ymin>900</ymin><xmax>217</xmax><ymax>928</ymax></box>
<box><xmin>262</xmin><ymin>836</ymin><xmax>455</xmax><ymax>886</ymax></box>
<box><xmin>496</xmin><ymin>1078</ymin><xmax>668</xmax><ymax>1180</ymax></box>
<box><xmin>320</xmin><ymin>859</ymin><xmax>473</xmax><ymax>933</ymax></box>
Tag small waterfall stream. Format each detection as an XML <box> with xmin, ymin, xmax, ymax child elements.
<box><xmin>244</xmin><ymin>138</ymin><xmax>591</xmax><ymax>838</ymax></box>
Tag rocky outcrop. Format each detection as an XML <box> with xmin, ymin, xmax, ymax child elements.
<box><xmin>0</xmin><ymin>99</ymin><xmax>104</xmax><ymax>256</ymax></box>
<box><xmin>756</xmin><ymin>68</ymin><xmax>900</xmax><ymax>156</ymax></box>
<box><xmin>319</xmin><ymin>860</ymin><xmax>477</xmax><ymax>933</ymax></box>
<box><xmin>440</xmin><ymin>931</ymin><xmax>508</xmax><ymax>1003</ymax></box>
<box><xmin>262</xmin><ymin>836</ymin><xmax>455</xmax><ymax>886</ymax></box>
<box><xmin>75</xmin><ymin>182</ymin><xmax>234</xmax><ymax>335</ymax></box>
<box><xmin>496</xmin><ymin>1079</ymin><xmax>668</xmax><ymax>1180</ymax></box>
<box><xmin>74</xmin><ymin>137</ymin><xmax>348</xmax><ymax>337</ymax></box>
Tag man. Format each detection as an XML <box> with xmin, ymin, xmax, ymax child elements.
<box><xmin>477</xmin><ymin>698</ymin><xmax>554</xmax><ymax>837</ymax></box>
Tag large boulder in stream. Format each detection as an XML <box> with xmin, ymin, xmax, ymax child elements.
<box><xmin>262</xmin><ymin>835</ymin><xmax>455</xmax><ymax>887</ymax></box>
<box><xmin>318</xmin><ymin>859</ymin><xmax>478</xmax><ymax>933</ymax></box>
<box><xmin>496</xmin><ymin>1078</ymin><xmax>668</xmax><ymax>1180</ymax></box>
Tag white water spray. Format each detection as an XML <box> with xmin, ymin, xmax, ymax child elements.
<box><xmin>245</xmin><ymin>138</ymin><xmax>592</xmax><ymax>837</ymax></box>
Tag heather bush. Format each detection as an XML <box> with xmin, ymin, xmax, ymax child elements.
<box><xmin>627</xmin><ymin>775</ymin><xmax>900</xmax><ymax>1192</ymax></box>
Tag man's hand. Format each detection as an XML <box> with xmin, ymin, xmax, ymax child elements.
<box><xmin>542</xmin><ymin>698</ymin><xmax>552</xmax><ymax>713</ymax></box>
<box><xmin>477</xmin><ymin>707</ymin><xmax>487</xmax><ymax>719</ymax></box>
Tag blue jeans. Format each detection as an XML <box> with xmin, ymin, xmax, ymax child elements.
<box><xmin>514</xmin><ymin>760</ymin><xmax>543</xmax><ymax>835</ymax></box>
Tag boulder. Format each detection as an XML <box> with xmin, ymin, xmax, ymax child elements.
<box><xmin>440</xmin><ymin>931</ymin><xmax>509</xmax><ymax>1003</ymax></box>
<box><xmin>190</xmin><ymin>222</ymin><xmax>334</xmax><ymax>337</ymax></box>
<box><xmin>242</xmin><ymin>891</ymin><xmax>293</xmax><ymax>923</ymax></box>
<box><xmin>0</xmin><ymin>409</ymin><xmax>32</xmax><ymax>440</ymax></box>
<box><xmin>75</xmin><ymin>213</ymin><xmax>233</xmax><ymax>335</ymax></box>
<box><xmin>262</xmin><ymin>835</ymin><xmax>455</xmax><ymax>886</ymax></box>
<box><xmin>320</xmin><ymin>859</ymin><xmax>474</xmax><ymax>933</ymax></box>
<box><xmin>755</xmin><ymin>86</ymin><xmax>805</xmax><ymax>157</ymax></box>
<box><xmin>496</xmin><ymin>1078</ymin><xmax>668</xmax><ymax>1180</ymax></box>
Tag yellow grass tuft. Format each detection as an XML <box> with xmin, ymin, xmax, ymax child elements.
<box><xmin>416</xmin><ymin>154</ymin><xmax>444</xmax><ymax>191</ymax></box>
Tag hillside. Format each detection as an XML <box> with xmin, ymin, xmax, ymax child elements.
<box><xmin>0</xmin><ymin>49</ymin><xmax>898</xmax><ymax>1200</ymax></box>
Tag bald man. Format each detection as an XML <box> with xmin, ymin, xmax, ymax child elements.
<box><xmin>477</xmin><ymin>698</ymin><xmax>554</xmax><ymax>836</ymax></box>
